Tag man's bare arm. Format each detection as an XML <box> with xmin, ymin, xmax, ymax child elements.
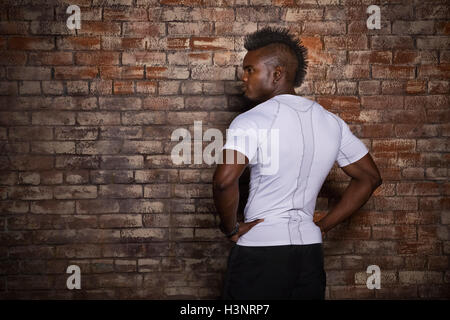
<box><xmin>212</xmin><ymin>149</ymin><xmax>248</xmax><ymax>234</ymax></box>
<box><xmin>316</xmin><ymin>153</ymin><xmax>382</xmax><ymax>233</ymax></box>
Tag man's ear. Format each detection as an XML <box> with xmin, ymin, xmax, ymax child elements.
<box><xmin>273</xmin><ymin>65</ymin><xmax>283</xmax><ymax>83</ymax></box>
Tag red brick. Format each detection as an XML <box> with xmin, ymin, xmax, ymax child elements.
<box><xmin>393</xmin><ymin>50</ymin><xmax>438</xmax><ymax>65</ymax></box>
<box><xmin>316</xmin><ymin>96</ymin><xmax>360</xmax><ymax>113</ymax></box>
<box><xmin>303</xmin><ymin>21</ymin><xmax>345</xmax><ymax>35</ymax></box>
<box><xmin>324</xmin><ymin>35</ymin><xmax>368</xmax><ymax>50</ymax></box>
<box><xmin>146</xmin><ymin>66</ymin><xmax>189</xmax><ymax>80</ymax></box>
<box><xmin>361</xmin><ymin>95</ymin><xmax>404</xmax><ymax>109</ymax></box>
<box><xmin>326</xmin><ymin>224</ymin><xmax>371</xmax><ymax>240</ymax></box>
<box><xmin>436</xmin><ymin>21</ymin><xmax>450</xmax><ymax>35</ymax></box>
<box><xmin>397</xmin><ymin>182</ymin><xmax>441</xmax><ymax>196</ymax></box>
<box><xmin>190</xmin><ymin>37</ymin><xmax>234</xmax><ymax>51</ymax></box>
<box><xmin>0</xmin><ymin>52</ymin><xmax>27</xmax><ymax>65</ymax></box>
<box><xmin>8</xmin><ymin>36</ymin><xmax>54</xmax><ymax>50</ymax></box>
<box><xmin>381</xmin><ymin>80</ymin><xmax>406</xmax><ymax>95</ymax></box>
<box><xmin>301</xmin><ymin>36</ymin><xmax>323</xmax><ymax>52</ymax></box>
<box><xmin>416</xmin><ymin>5</ymin><xmax>450</xmax><ymax>20</ymax></box>
<box><xmin>75</xmin><ymin>52</ymin><xmax>119</xmax><ymax>66</ymax></box>
<box><xmin>405</xmin><ymin>95</ymin><xmax>450</xmax><ymax>110</ymax></box>
<box><xmin>418</xmin><ymin>64</ymin><xmax>450</xmax><ymax>79</ymax></box>
<box><xmin>76</xmin><ymin>21</ymin><xmax>121</xmax><ymax>36</ymax></box>
<box><xmin>392</xmin><ymin>21</ymin><xmax>434</xmax><ymax>35</ymax></box>
<box><xmin>122</xmin><ymin>52</ymin><xmax>166</xmax><ymax>66</ymax></box>
<box><xmin>8</xmin><ymin>186</ymin><xmax>53</xmax><ymax>200</ymax></box>
<box><xmin>428</xmin><ymin>80</ymin><xmax>450</xmax><ymax>94</ymax></box>
<box><xmin>54</xmin><ymin>67</ymin><xmax>98</xmax><ymax>80</ymax></box>
<box><xmin>284</xmin><ymin>8</ymin><xmax>323</xmax><ymax>21</ymax></box>
<box><xmin>314</xmin><ymin>81</ymin><xmax>336</xmax><ymax>95</ymax></box>
<box><xmin>417</xmin><ymin>138</ymin><xmax>449</xmax><ymax>152</ymax></box>
<box><xmin>361</xmin><ymin>124</ymin><xmax>394</xmax><ymax>138</ymax></box>
<box><xmin>185</xmin><ymin>96</ymin><xmax>227</xmax><ymax>111</ymax></box>
<box><xmin>191</xmin><ymin>65</ymin><xmax>234</xmax><ymax>80</ymax></box>
<box><xmin>349</xmin><ymin>51</ymin><xmax>391</xmax><ymax>64</ymax></box>
<box><xmin>0</xmin><ymin>112</ymin><xmax>30</xmax><ymax>126</ymax></box>
<box><xmin>236</xmin><ymin>7</ymin><xmax>282</xmax><ymax>22</ymax></box>
<box><xmin>121</xmin><ymin>228</ymin><xmax>168</xmax><ymax>242</ymax></box>
<box><xmin>168</xmin><ymin>22</ymin><xmax>213</xmax><ymax>36</ymax></box>
<box><xmin>375</xmin><ymin>197</ymin><xmax>418</xmax><ymax>211</ymax></box>
<box><xmin>100</xmin><ymin>66</ymin><xmax>144</xmax><ymax>80</ymax></box>
<box><xmin>103</xmin><ymin>7</ymin><xmax>148</xmax><ymax>21</ymax></box>
<box><xmin>190</xmin><ymin>8</ymin><xmax>235</xmax><ymax>22</ymax></box>
<box><xmin>30</xmin><ymin>21</ymin><xmax>74</xmax><ymax>36</ymax></box>
<box><xmin>113</xmin><ymin>81</ymin><xmax>134</xmax><ymax>95</ymax></box>
<box><xmin>215</xmin><ymin>22</ymin><xmax>257</xmax><ymax>36</ymax></box>
<box><xmin>350</xmin><ymin>211</ymin><xmax>395</xmax><ymax>226</ymax></box>
<box><xmin>7</xmin><ymin>67</ymin><xmax>51</xmax><ymax>80</ymax></box>
<box><xmin>308</xmin><ymin>50</ymin><xmax>346</xmax><ymax>66</ymax></box>
<box><xmin>9</xmin><ymin>6</ymin><xmax>54</xmax><ymax>20</ymax></box>
<box><xmin>29</xmin><ymin>52</ymin><xmax>73</xmax><ymax>66</ymax></box>
<box><xmin>123</xmin><ymin>22</ymin><xmax>165</xmax><ymax>37</ymax></box>
<box><xmin>174</xmin><ymin>184</ymin><xmax>212</xmax><ymax>198</ymax></box>
<box><xmin>57</xmin><ymin>37</ymin><xmax>101</xmax><ymax>50</ymax></box>
<box><xmin>327</xmin><ymin>65</ymin><xmax>369</xmax><ymax>79</ymax></box>
<box><xmin>417</xmin><ymin>37</ymin><xmax>450</xmax><ymax>49</ymax></box>
<box><xmin>167</xmin><ymin>111</ymin><xmax>208</xmax><ymax>125</ymax></box>
<box><xmin>99</xmin><ymin>214</ymin><xmax>142</xmax><ymax>228</ymax></box>
<box><xmin>0</xmin><ymin>81</ymin><xmax>17</xmax><ymax>95</ymax></box>
<box><xmin>395</xmin><ymin>124</ymin><xmax>439</xmax><ymax>138</ymax></box>
<box><xmin>102</xmin><ymin>36</ymin><xmax>146</xmax><ymax>50</ymax></box>
<box><xmin>167</xmin><ymin>37</ymin><xmax>190</xmax><ymax>50</ymax></box>
<box><xmin>371</xmin><ymin>36</ymin><xmax>414</xmax><ymax>50</ymax></box>
<box><xmin>100</xmin><ymin>156</ymin><xmax>145</xmax><ymax>169</ymax></box>
<box><xmin>372</xmin><ymin>65</ymin><xmax>415</xmax><ymax>79</ymax></box>
<box><xmin>426</xmin><ymin>109</ymin><xmax>450</xmax><ymax>123</ymax></box>
<box><xmin>160</xmin><ymin>0</ymin><xmax>202</xmax><ymax>5</ymax></box>
<box><xmin>358</xmin><ymin>81</ymin><xmax>380</xmax><ymax>95</ymax></box>
<box><xmin>136</xmin><ymin>81</ymin><xmax>157</xmax><ymax>94</ymax></box>
<box><xmin>142</xmin><ymin>97</ymin><xmax>184</xmax><ymax>110</ymax></box>
<box><xmin>406</xmin><ymin>80</ymin><xmax>426</xmax><ymax>94</ymax></box>
<box><xmin>373</xmin><ymin>139</ymin><xmax>415</xmax><ymax>152</ymax></box>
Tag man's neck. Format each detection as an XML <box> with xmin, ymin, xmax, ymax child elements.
<box><xmin>268</xmin><ymin>87</ymin><xmax>297</xmax><ymax>100</ymax></box>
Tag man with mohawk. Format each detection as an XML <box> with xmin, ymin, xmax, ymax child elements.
<box><xmin>213</xmin><ymin>27</ymin><xmax>382</xmax><ymax>300</ymax></box>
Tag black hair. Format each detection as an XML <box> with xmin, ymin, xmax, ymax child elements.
<box><xmin>243</xmin><ymin>26</ymin><xmax>308</xmax><ymax>88</ymax></box>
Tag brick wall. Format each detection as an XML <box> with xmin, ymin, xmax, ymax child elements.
<box><xmin>0</xmin><ymin>0</ymin><xmax>448</xmax><ymax>299</ymax></box>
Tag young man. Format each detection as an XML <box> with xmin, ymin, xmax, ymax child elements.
<box><xmin>213</xmin><ymin>27</ymin><xmax>382</xmax><ymax>300</ymax></box>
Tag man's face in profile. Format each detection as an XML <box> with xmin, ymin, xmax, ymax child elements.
<box><xmin>241</xmin><ymin>48</ymin><xmax>276</xmax><ymax>104</ymax></box>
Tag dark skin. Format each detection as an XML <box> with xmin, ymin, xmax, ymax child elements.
<box><xmin>213</xmin><ymin>46</ymin><xmax>382</xmax><ymax>242</ymax></box>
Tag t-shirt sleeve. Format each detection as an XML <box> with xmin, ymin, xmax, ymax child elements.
<box><xmin>221</xmin><ymin>115</ymin><xmax>258</xmax><ymax>163</ymax></box>
<box><xmin>336</xmin><ymin>117</ymin><xmax>369</xmax><ymax>168</ymax></box>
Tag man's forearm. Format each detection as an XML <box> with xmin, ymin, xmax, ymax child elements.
<box><xmin>213</xmin><ymin>182</ymin><xmax>240</xmax><ymax>234</ymax></box>
<box><xmin>317</xmin><ymin>178</ymin><xmax>378</xmax><ymax>233</ymax></box>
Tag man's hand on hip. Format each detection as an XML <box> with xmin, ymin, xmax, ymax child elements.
<box><xmin>230</xmin><ymin>219</ymin><xmax>264</xmax><ymax>242</ymax></box>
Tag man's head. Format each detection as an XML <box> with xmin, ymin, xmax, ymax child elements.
<box><xmin>241</xmin><ymin>27</ymin><xmax>308</xmax><ymax>103</ymax></box>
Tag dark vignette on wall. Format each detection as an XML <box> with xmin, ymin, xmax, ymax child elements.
<box><xmin>0</xmin><ymin>0</ymin><xmax>449</xmax><ymax>299</ymax></box>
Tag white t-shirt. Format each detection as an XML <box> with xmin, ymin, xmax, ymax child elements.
<box><xmin>221</xmin><ymin>94</ymin><xmax>369</xmax><ymax>246</ymax></box>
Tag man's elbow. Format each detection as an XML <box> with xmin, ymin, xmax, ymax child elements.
<box><xmin>370</xmin><ymin>175</ymin><xmax>382</xmax><ymax>191</ymax></box>
<box><xmin>213</xmin><ymin>176</ymin><xmax>235</xmax><ymax>192</ymax></box>
<box><xmin>355</xmin><ymin>174</ymin><xmax>382</xmax><ymax>191</ymax></box>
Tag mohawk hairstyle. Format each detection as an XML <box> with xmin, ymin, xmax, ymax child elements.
<box><xmin>243</xmin><ymin>27</ymin><xmax>308</xmax><ymax>88</ymax></box>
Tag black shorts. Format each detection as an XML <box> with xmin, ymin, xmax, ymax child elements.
<box><xmin>222</xmin><ymin>243</ymin><xmax>326</xmax><ymax>300</ymax></box>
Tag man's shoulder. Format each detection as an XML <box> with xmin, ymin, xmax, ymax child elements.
<box><xmin>231</xmin><ymin>99</ymin><xmax>278</xmax><ymax>128</ymax></box>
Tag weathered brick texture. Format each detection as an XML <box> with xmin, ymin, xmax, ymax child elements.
<box><xmin>0</xmin><ymin>0</ymin><xmax>448</xmax><ymax>299</ymax></box>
